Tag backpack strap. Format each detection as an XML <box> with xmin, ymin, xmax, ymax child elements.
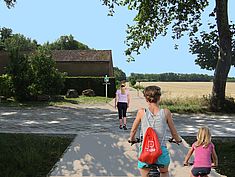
<box><xmin>146</xmin><ymin>109</ymin><xmax>167</xmax><ymax>146</ymax></box>
<box><xmin>145</xmin><ymin>108</ymin><xmax>157</xmax><ymax>128</ymax></box>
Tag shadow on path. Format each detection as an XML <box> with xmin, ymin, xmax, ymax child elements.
<box><xmin>49</xmin><ymin>133</ymin><xmax>140</xmax><ymax>177</ymax></box>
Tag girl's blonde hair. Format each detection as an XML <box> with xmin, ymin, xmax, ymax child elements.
<box><xmin>196</xmin><ymin>126</ymin><xmax>211</xmax><ymax>147</ymax></box>
<box><xmin>143</xmin><ymin>86</ymin><xmax>161</xmax><ymax>103</ymax></box>
<box><xmin>120</xmin><ymin>81</ymin><xmax>126</xmax><ymax>94</ymax></box>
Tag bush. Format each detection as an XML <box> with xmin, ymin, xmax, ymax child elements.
<box><xmin>6</xmin><ymin>48</ymin><xmax>65</xmax><ymax>101</ymax></box>
<box><xmin>129</xmin><ymin>78</ymin><xmax>136</xmax><ymax>86</ymax></box>
<box><xmin>7</xmin><ymin>49</ymin><xmax>33</xmax><ymax>101</ymax></box>
<box><xmin>223</xmin><ymin>97</ymin><xmax>235</xmax><ymax>113</ymax></box>
<box><xmin>62</xmin><ymin>77</ymin><xmax>116</xmax><ymax>98</ymax></box>
<box><xmin>0</xmin><ymin>74</ymin><xmax>13</xmax><ymax>98</ymax></box>
<box><xmin>29</xmin><ymin>48</ymin><xmax>65</xmax><ymax>96</ymax></box>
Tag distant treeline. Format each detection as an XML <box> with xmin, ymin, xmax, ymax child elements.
<box><xmin>128</xmin><ymin>73</ymin><xmax>235</xmax><ymax>82</ymax></box>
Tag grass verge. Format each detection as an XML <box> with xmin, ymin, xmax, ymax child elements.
<box><xmin>0</xmin><ymin>96</ymin><xmax>113</xmax><ymax>107</ymax></box>
<box><xmin>0</xmin><ymin>133</ymin><xmax>75</xmax><ymax>177</ymax></box>
<box><xmin>160</xmin><ymin>97</ymin><xmax>209</xmax><ymax>114</ymax></box>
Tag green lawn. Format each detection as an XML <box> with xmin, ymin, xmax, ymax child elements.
<box><xmin>0</xmin><ymin>133</ymin><xmax>75</xmax><ymax>177</ymax></box>
<box><xmin>0</xmin><ymin>95</ymin><xmax>113</xmax><ymax>107</ymax></box>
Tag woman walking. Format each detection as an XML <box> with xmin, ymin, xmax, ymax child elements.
<box><xmin>115</xmin><ymin>81</ymin><xmax>130</xmax><ymax>130</ymax></box>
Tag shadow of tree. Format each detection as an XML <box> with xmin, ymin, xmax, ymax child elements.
<box><xmin>49</xmin><ymin>133</ymin><xmax>140</xmax><ymax>177</ymax></box>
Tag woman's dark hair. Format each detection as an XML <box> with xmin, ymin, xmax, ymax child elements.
<box><xmin>143</xmin><ymin>86</ymin><xmax>161</xmax><ymax>103</ymax></box>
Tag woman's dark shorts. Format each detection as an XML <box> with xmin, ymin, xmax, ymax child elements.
<box><xmin>191</xmin><ymin>167</ymin><xmax>211</xmax><ymax>176</ymax></box>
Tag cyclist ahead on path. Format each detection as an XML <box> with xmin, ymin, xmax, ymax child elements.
<box><xmin>184</xmin><ymin>126</ymin><xmax>218</xmax><ymax>177</ymax></box>
<box><xmin>129</xmin><ymin>85</ymin><xmax>182</xmax><ymax>177</ymax></box>
<box><xmin>115</xmin><ymin>81</ymin><xmax>130</xmax><ymax>130</ymax></box>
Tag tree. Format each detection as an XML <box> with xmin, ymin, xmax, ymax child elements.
<box><xmin>102</xmin><ymin>0</ymin><xmax>233</xmax><ymax>111</ymax></box>
<box><xmin>0</xmin><ymin>27</ymin><xmax>13</xmax><ymax>50</ymax></box>
<box><xmin>45</xmin><ymin>34</ymin><xmax>90</xmax><ymax>50</ymax></box>
<box><xmin>114</xmin><ymin>67</ymin><xmax>126</xmax><ymax>81</ymax></box>
<box><xmin>6</xmin><ymin>47</ymin><xmax>65</xmax><ymax>101</ymax></box>
<box><xmin>29</xmin><ymin>47</ymin><xmax>65</xmax><ymax>96</ymax></box>
<box><xmin>7</xmin><ymin>49</ymin><xmax>33</xmax><ymax>101</ymax></box>
<box><xmin>4</xmin><ymin>33</ymin><xmax>38</xmax><ymax>51</ymax></box>
<box><xmin>3</xmin><ymin>0</ymin><xmax>16</xmax><ymax>8</ymax></box>
<box><xmin>0</xmin><ymin>27</ymin><xmax>12</xmax><ymax>42</ymax></box>
<box><xmin>189</xmin><ymin>22</ymin><xmax>235</xmax><ymax>71</ymax></box>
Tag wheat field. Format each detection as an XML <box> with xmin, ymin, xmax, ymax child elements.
<box><xmin>138</xmin><ymin>82</ymin><xmax>235</xmax><ymax>99</ymax></box>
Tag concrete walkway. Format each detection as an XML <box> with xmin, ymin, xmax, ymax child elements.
<box><xmin>0</xmin><ymin>88</ymin><xmax>234</xmax><ymax>176</ymax></box>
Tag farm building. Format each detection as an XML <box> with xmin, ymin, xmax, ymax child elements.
<box><xmin>0</xmin><ymin>50</ymin><xmax>114</xmax><ymax>77</ymax></box>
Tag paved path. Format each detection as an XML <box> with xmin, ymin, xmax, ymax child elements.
<box><xmin>0</xmin><ymin>89</ymin><xmax>234</xmax><ymax>176</ymax></box>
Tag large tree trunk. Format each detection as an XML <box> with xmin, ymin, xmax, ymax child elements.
<box><xmin>211</xmin><ymin>0</ymin><xmax>232</xmax><ymax>111</ymax></box>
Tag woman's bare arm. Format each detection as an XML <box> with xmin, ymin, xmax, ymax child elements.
<box><xmin>127</xmin><ymin>93</ymin><xmax>130</xmax><ymax>108</ymax></box>
<box><xmin>129</xmin><ymin>108</ymin><xmax>144</xmax><ymax>141</ymax></box>
<box><xmin>164</xmin><ymin>109</ymin><xmax>181</xmax><ymax>143</ymax></box>
<box><xmin>114</xmin><ymin>93</ymin><xmax>118</xmax><ymax>109</ymax></box>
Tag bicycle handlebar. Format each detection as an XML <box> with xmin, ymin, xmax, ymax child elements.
<box><xmin>184</xmin><ymin>162</ymin><xmax>217</xmax><ymax>168</ymax></box>
<box><xmin>128</xmin><ymin>137</ymin><xmax>182</xmax><ymax>146</ymax></box>
<box><xmin>128</xmin><ymin>138</ymin><xmax>141</xmax><ymax>146</ymax></box>
<box><xmin>168</xmin><ymin>137</ymin><xmax>182</xmax><ymax>145</ymax></box>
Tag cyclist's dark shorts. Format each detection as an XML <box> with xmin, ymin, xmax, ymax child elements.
<box><xmin>191</xmin><ymin>167</ymin><xmax>211</xmax><ymax>176</ymax></box>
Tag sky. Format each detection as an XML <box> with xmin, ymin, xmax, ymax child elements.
<box><xmin>0</xmin><ymin>0</ymin><xmax>234</xmax><ymax>77</ymax></box>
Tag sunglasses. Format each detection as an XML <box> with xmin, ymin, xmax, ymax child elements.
<box><xmin>121</xmin><ymin>85</ymin><xmax>125</xmax><ymax>87</ymax></box>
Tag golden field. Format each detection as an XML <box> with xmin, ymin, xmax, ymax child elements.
<box><xmin>138</xmin><ymin>82</ymin><xmax>235</xmax><ymax>99</ymax></box>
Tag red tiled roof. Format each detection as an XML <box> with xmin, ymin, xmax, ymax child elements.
<box><xmin>52</xmin><ymin>50</ymin><xmax>112</xmax><ymax>62</ymax></box>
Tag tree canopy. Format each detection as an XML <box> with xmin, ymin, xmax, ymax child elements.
<box><xmin>114</xmin><ymin>67</ymin><xmax>126</xmax><ymax>81</ymax></box>
<box><xmin>44</xmin><ymin>35</ymin><xmax>90</xmax><ymax>50</ymax></box>
<box><xmin>3</xmin><ymin>0</ymin><xmax>16</xmax><ymax>8</ymax></box>
<box><xmin>190</xmin><ymin>21</ymin><xmax>235</xmax><ymax>70</ymax></box>
<box><xmin>102</xmin><ymin>0</ymin><xmax>233</xmax><ymax>111</ymax></box>
<box><xmin>102</xmin><ymin>0</ymin><xmax>209</xmax><ymax>60</ymax></box>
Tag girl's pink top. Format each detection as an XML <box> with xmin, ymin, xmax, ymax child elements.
<box><xmin>193</xmin><ymin>142</ymin><xmax>214</xmax><ymax>167</ymax></box>
<box><xmin>116</xmin><ymin>89</ymin><xmax>129</xmax><ymax>103</ymax></box>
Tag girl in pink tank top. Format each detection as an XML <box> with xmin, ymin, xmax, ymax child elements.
<box><xmin>184</xmin><ymin>127</ymin><xmax>218</xmax><ymax>177</ymax></box>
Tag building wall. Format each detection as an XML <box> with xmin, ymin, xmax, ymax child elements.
<box><xmin>55</xmin><ymin>61</ymin><xmax>112</xmax><ymax>77</ymax></box>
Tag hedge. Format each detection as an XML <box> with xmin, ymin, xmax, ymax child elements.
<box><xmin>61</xmin><ymin>77</ymin><xmax>116</xmax><ymax>98</ymax></box>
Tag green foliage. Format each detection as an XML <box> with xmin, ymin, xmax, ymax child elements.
<box><xmin>114</xmin><ymin>67</ymin><xmax>126</xmax><ymax>81</ymax></box>
<box><xmin>4</xmin><ymin>33</ymin><xmax>38</xmax><ymax>52</ymax></box>
<box><xmin>127</xmin><ymin>72</ymin><xmax>226</xmax><ymax>82</ymax></box>
<box><xmin>0</xmin><ymin>133</ymin><xmax>74</xmax><ymax>177</ymax></box>
<box><xmin>3</xmin><ymin>0</ymin><xmax>16</xmax><ymax>8</ymax></box>
<box><xmin>0</xmin><ymin>74</ymin><xmax>13</xmax><ymax>97</ymax></box>
<box><xmin>102</xmin><ymin>0</ymin><xmax>209</xmax><ymax>60</ymax></box>
<box><xmin>0</xmin><ymin>27</ymin><xmax>12</xmax><ymax>42</ymax></box>
<box><xmin>6</xmin><ymin>48</ymin><xmax>65</xmax><ymax>101</ymax></box>
<box><xmin>29</xmin><ymin>47</ymin><xmax>65</xmax><ymax>95</ymax></box>
<box><xmin>7</xmin><ymin>49</ymin><xmax>33</xmax><ymax>101</ymax></box>
<box><xmin>64</xmin><ymin>95</ymin><xmax>113</xmax><ymax>105</ymax></box>
<box><xmin>204</xmin><ymin>94</ymin><xmax>235</xmax><ymax>113</ymax></box>
<box><xmin>45</xmin><ymin>34</ymin><xmax>90</xmax><ymax>50</ymax></box>
<box><xmin>190</xmin><ymin>21</ymin><xmax>235</xmax><ymax>70</ymax></box>
<box><xmin>129</xmin><ymin>77</ymin><xmax>136</xmax><ymax>86</ymax></box>
<box><xmin>161</xmin><ymin>97</ymin><xmax>209</xmax><ymax>113</ymax></box>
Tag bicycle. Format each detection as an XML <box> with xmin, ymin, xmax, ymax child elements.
<box><xmin>183</xmin><ymin>162</ymin><xmax>217</xmax><ymax>177</ymax></box>
<box><xmin>128</xmin><ymin>137</ymin><xmax>180</xmax><ymax>177</ymax></box>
